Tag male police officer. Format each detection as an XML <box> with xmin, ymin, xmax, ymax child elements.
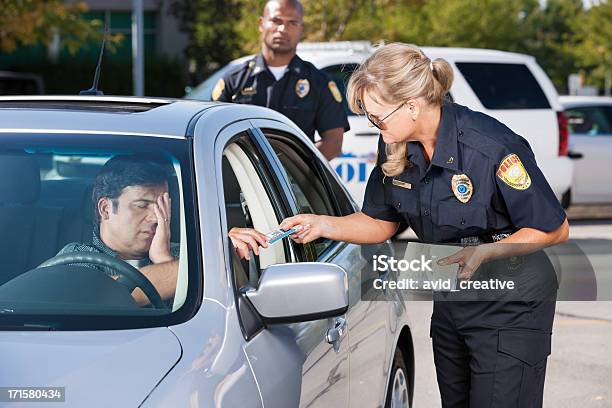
<box><xmin>212</xmin><ymin>0</ymin><xmax>349</xmax><ymax>160</ymax></box>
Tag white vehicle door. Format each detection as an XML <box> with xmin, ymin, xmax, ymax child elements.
<box><xmin>566</xmin><ymin>106</ymin><xmax>612</xmax><ymax>203</ymax></box>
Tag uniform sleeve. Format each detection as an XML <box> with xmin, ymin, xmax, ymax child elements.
<box><xmin>211</xmin><ymin>71</ymin><xmax>235</xmax><ymax>102</ymax></box>
<box><xmin>315</xmin><ymin>77</ymin><xmax>350</xmax><ymax>134</ymax></box>
<box><xmin>361</xmin><ymin>166</ymin><xmax>403</xmax><ymax>223</ymax></box>
<box><xmin>495</xmin><ymin>141</ymin><xmax>566</xmax><ymax>232</ymax></box>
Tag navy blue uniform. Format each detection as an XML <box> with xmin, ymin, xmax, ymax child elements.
<box><xmin>212</xmin><ymin>54</ymin><xmax>350</xmax><ymax>142</ymax></box>
<box><xmin>363</xmin><ymin>102</ymin><xmax>566</xmax><ymax>408</ymax></box>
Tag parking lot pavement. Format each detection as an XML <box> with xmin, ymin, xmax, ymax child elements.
<box><xmin>408</xmin><ymin>303</ymin><xmax>612</xmax><ymax>408</ymax></box>
<box><xmin>406</xmin><ymin>217</ymin><xmax>612</xmax><ymax>407</ymax></box>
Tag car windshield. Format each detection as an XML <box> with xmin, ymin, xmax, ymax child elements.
<box><xmin>0</xmin><ymin>133</ymin><xmax>199</xmax><ymax>330</ymax></box>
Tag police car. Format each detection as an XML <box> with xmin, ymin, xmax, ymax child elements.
<box><xmin>187</xmin><ymin>41</ymin><xmax>573</xmax><ymax>209</ymax></box>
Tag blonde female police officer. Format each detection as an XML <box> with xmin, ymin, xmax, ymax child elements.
<box><xmin>281</xmin><ymin>43</ymin><xmax>569</xmax><ymax>407</ymax></box>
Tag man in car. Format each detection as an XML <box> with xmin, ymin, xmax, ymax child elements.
<box><xmin>211</xmin><ymin>0</ymin><xmax>349</xmax><ymax>160</ymax></box>
<box><xmin>57</xmin><ymin>155</ymin><xmax>269</xmax><ymax>307</ymax></box>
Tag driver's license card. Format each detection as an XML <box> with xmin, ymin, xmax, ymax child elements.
<box><xmin>266</xmin><ymin>227</ymin><xmax>299</xmax><ymax>245</ymax></box>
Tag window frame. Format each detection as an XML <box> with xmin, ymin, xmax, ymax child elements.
<box><xmin>251</xmin><ymin>122</ymin><xmax>354</xmax><ymax>262</ymax></box>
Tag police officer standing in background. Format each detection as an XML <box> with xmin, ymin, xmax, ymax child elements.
<box><xmin>212</xmin><ymin>0</ymin><xmax>349</xmax><ymax>160</ymax></box>
<box><xmin>281</xmin><ymin>43</ymin><xmax>569</xmax><ymax>407</ymax></box>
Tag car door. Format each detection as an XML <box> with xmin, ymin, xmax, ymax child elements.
<box><xmin>252</xmin><ymin>120</ymin><xmax>399</xmax><ymax>407</ymax></box>
<box><xmin>567</xmin><ymin>105</ymin><xmax>612</xmax><ymax>204</ymax></box>
<box><xmin>215</xmin><ymin>122</ymin><xmax>348</xmax><ymax>408</ymax></box>
<box><xmin>249</xmin><ymin>121</ymin><xmax>353</xmax><ymax>407</ymax></box>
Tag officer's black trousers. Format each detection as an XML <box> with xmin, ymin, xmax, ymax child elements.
<box><xmin>430</xmin><ymin>300</ymin><xmax>555</xmax><ymax>408</ymax></box>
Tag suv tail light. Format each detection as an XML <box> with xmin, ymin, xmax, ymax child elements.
<box><xmin>557</xmin><ymin>111</ymin><xmax>569</xmax><ymax>156</ymax></box>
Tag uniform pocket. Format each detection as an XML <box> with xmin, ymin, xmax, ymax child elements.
<box><xmin>498</xmin><ymin>328</ymin><xmax>551</xmax><ymax>365</ymax></box>
<box><xmin>384</xmin><ymin>184</ymin><xmax>420</xmax><ymax>217</ymax></box>
<box><xmin>436</xmin><ymin>201</ymin><xmax>488</xmax><ymax>242</ymax></box>
<box><xmin>492</xmin><ymin>328</ymin><xmax>551</xmax><ymax>408</ymax></box>
<box><xmin>437</xmin><ymin>201</ymin><xmax>487</xmax><ymax>229</ymax></box>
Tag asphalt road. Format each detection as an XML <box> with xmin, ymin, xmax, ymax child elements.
<box><xmin>407</xmin><ymin>215</ymin><xmax>612</xmax><ymax>407</ymax></box>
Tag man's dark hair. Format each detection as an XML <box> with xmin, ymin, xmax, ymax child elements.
<box><xmin>92</xmin><ymin>155</ymin><xmax>170</xmax><ymax>225</ymax></box>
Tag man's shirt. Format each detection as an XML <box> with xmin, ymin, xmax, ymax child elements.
<box><xmin>57</xmin><ymin>233</ymin><xmax>180</xmax><ymax>293</ymax></box>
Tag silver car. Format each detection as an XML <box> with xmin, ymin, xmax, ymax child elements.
<box><xmin>0</xmin><ymin>96</ymin><xmax>414</xmax><ymax>408</ymax></box>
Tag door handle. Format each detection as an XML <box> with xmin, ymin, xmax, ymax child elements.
<box><xmin>326</xmin><ymin>316</ymin><xmax>347</xmax><ymax>352</ymax></box>
<box><xmin>568</xmin><ymin>150</ymin><xmax>583</xmax><ymax>160</ymax></box>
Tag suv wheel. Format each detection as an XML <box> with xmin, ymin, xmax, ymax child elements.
<box><xmin>385</xmin><ymin>347</ymin><xmax>411</xmax><ymax>408</ymax></box>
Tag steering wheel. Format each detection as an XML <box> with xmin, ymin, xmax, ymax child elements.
<box><xmin>38</xmin><ymin>253</ymin><xmax>165</xmax><ymax>309</ymax></box>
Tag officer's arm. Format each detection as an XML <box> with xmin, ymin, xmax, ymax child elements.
<box><xmin>316</xmin><ymin>127</ymin><xmax>343</xmax><ymax>160</ymax></box>
<box><xmin>480</xmin><ymin>218</ymin><xmax>569</xmax><ymax>261</ymax></box>
<box><xmin>133</xmin><ymin>260</ymin><xmax>179</xmax><ymax>305</ymax></box>
<box><xmin>211</xmin><ymin>75</ymin><xmax>233</xmax><ymax>103</ymax></box>
<box><xmin>281</xmin><ymin>212</ymin><xmax>399</xmax><ymax>245</ymax></box>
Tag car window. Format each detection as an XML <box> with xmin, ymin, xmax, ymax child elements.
<box><xmin>222</xmin><ymin>137</ymin><xmax>292</xmax><ymax>285</ymax></box>
<box><xmin>566</xmin><ymin>106</ymin><xmax>612</xmax><ymax>136</ymax></box>
<box><xmin>0</xmin><ymin>133</ymin><xmax>199</xmax><ymax>330</ymax></box>
<box><xmin>265</xmin><ymin>131</ymin><xmax>353</xmax><ymax>260</ymax></box>
<box><xmin>455</xmin><ymin>63</ymin><xmax>551</xmax><ymax>109</ymax></box>
<box><xmin>321</xmin><ymin>64</ymin><xmax>359</xmax><ymax>116</ymax></box>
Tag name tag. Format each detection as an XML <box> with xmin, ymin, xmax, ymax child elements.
<box><xmin>241</xmin><ymin>87</ymin><xmax>257</xmax><ymax>96</ymax></box>
<box><xmin>392</xmin><ymin>179</ymin><xmax>412</xmax><ymax>189</ymax></box>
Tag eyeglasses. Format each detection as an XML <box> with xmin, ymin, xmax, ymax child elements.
<box><xmin>358</xmin><ymin>100</ymin><xmax>405</xmax><ymax>130</ymax></box>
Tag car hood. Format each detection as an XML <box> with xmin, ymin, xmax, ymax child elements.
<box><xmin>0</xmin><ymin>327</ymin><xmax>181</xmax><ymax>406</ymax></box>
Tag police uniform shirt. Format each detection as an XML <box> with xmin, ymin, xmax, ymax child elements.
<box><xmin>212</xmin><ymin>53</ymin><xmax>350</xmax><ymax>141</ymax></box>
<box><xmin>362</xmin><ymin>102</ymin><xmax>566</xmax><ymax>243</ymax></box>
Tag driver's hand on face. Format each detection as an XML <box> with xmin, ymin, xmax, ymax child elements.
<box><xmin>228</xmin><ymin>228</ymin><xmax>268</xmax><ymax>260</ymax></box>
<box><xmin>149</xmin><ymin>192</ymin><xmax>173</xmax><ymax>264</ymax></box>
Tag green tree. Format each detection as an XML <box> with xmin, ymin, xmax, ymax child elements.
<box><xmin>572</xmin><ymin>0</ymin><xmax>612</xmax><ymax>91</ymax></box>
<box><xmin>523</xmin><ymin>0</ymin><xmax>584</xmax><ymax>92</ymax></box>
<box><xmin>0</xmin><ymin>0</ymin><xmax>106</xmax><ymax>54</ymax></box>
<box><xmin>170</xmin><ymin>0</ymin><xmax>244</xmax><ymax>78</ymax></box>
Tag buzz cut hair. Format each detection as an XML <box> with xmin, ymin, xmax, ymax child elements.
<box><xmin>263</xmin><ymin>0</ymin><xmax>304</xmax><ymax>17</ymax></box>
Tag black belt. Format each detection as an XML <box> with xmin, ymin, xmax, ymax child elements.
<box><xmin>460</xmin><ymin>232</ymin><xmax>513</xmax><ymax>246</ymax></box>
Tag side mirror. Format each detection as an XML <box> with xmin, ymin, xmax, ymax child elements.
<box><xmin>244</xmin><ymin>262</ymin><xmax>348</xmax><ymax>324</ymax></box>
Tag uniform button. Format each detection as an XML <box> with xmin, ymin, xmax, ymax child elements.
<box><xmin>396</xmin><ymin>202</ymin><xmax>401</xmax><ymax>209</ymax></box>
<box><xmin>424</xmin><ymin>177</ymin><xmax>430</xmax><ymax>184</ymax></box>
<box><xmin>460</xmin><ymin>218</ymin><xmax>466</xmax><ymax>225</ymax></box>
<box><xmin>458</xmin><ymin>130</ymin><xmax>463</xmax><ymax>136</ymax></box>
<box><xmin>424</xmin><ymin>209</ymin><xmax>430</xmax><ymax>216</ymax></box>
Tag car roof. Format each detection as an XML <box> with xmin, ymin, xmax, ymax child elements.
<box><xmin>0</xmin><ymin>95</ymin><xmax>218</xmax><ymax>138</ymax></box>
<box><xmin>559</xmin><ymin>95</ymin><xmax>612</xmax><ymax>108</ymax></box>
<box><xmin>226</xmin><ymin>42</ymin><xmax>536</xmax><ymax>68</ymax></box>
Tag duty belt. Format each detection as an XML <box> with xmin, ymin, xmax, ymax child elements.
<box><xmin>460</xmin><ymin>232</ymin><xmax>513</xmax><ymax>246</ymax></box>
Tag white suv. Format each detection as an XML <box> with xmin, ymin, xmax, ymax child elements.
<box><xmin>187</xmin><ymin>41</ymin><xmax>573</xmax><ymax>208</ymax></box>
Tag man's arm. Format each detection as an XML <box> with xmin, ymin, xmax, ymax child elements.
<box><xmin>133</xmin><ymin>260</ymin><xmax>179</xmax><ymax>306</ymax></box>
<box><xmin>315</xmin><ymin>127</ymin><xmax>343</xmax><ymax>160</ymax></box>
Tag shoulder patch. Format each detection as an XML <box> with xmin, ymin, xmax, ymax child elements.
<box><xmin>496</xmin><ymin>153</ymin><xmax>531</xmax><ymax>190</ymax></box>
<box><xmin>328</xmin><ymin>81</ymin><xmax>343</xmax><ymax>103</ymax></box>
<box><xmin>211</xmin><ymin>78</ymin><xmax>225</xmax><ymax>101</ymax></box>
